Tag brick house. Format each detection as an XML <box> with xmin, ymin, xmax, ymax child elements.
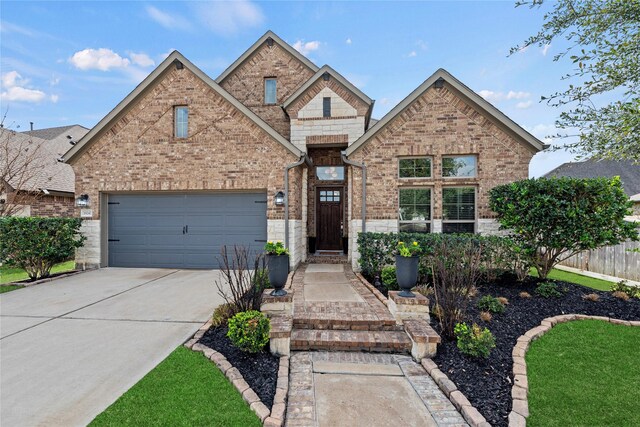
<box><xmin>63</xmin><ymin>31</ymin><xmax>546</xmax><ymax>270</ymax></box>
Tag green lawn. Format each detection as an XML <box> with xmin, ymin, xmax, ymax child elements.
<box><xmin>530</xmin><ymin>267</ymin><xmax>613</xmax><ymax>291</ymax></box>
<box><xmin>90</xmin><ymin>346</ymin><xmax>261</xmax><ymax>427</ymax></box>
<box><xmin>0</xmin><ymin>285</ymin><xmax>24</xmax><ymax>294</ymax></box>
<box><xmin>0</xmin><ymin>260</ymin><xmax>76</xmax><ymax>284</ymax></box>
<box><xmin>527</xmin><ymin>320</ymin><xmax>640</xmax><ymax>427</ymax></box>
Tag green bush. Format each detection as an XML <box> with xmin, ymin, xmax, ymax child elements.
<box><xmin>490</xmin><ymin>177</ymin><xmax>638</xmax><ymax>280</ymax></box>
<box><xmin>253</xmin><ymin>268</ymin><xmax>271</xmax><ymax>291</ymax></box>
<box><xmin>0</xmin><ymin>217</ymin><xmax>85</xmax><ymax>280</ymax></box>
<box><xmin>535</xmin><ymin>281</ymin><xmax>565</xmax><ymax>298</ymax></box>
<box><xmin>227</xmin><ymin>310</ymin><xmax>270</xmax><ymax>353</ymax></box>
<box><xmin>477</xmin><ymin>295</ymin><xmax>506</xmax><ymax>314</ymax></box>
<box><xmin>454</xmin><ymin>322</ymin><xmax>496</xmax><ymax>358</ymax></box>
<box><xmin>212</xmin><ymin>303</ymin><xmax>239</xmax><ymax>327</ymax></box>
<box><xmin>381</xmin><ymin>266</ymin><xmax>398</xmax><ymax>290</ymax></box>
<box><xmin>610</xmin><ymin>280</ymin><xmax>640</xmax><ymax>299</ymax></box>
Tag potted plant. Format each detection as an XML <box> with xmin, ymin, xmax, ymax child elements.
<box><xmin>395</xmin><ymin>241</ymin><xmax>422</xmax><ymax>297</ymax></box>
<box><xmin>264</xmin><ymin>241</ymin><xmax>290</xmax><ymax>296</ymax></box>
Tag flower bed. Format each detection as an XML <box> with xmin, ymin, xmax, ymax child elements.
<box><xmin>432</xmin><ymin>276</ymin><xmax>640</xmax><ymax>426</ymax></box>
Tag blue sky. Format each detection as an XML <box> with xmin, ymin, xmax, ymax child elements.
<box><xmin>1</xmin><ymin>1</ymin><xmax>579</xmax><ymax>176</ymax></box>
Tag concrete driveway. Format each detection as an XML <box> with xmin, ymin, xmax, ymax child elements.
<box><xmin>0</xmin><ymin>268</ymin><xmax>225</xmax><ymax>427</ymax></box>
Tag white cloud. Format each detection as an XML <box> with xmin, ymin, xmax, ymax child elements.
<box><xmin>478</xmin><ymin>89</ymin><xmax>500</xmax><ymax>101</ymax></box>
<box><xmin>0</xmin><ymin>71</ymin><xmax>47</xmax><ymax>103</ymax></box>
<box><xmin>293</xmin><ymin>40</ymin><xmax>321</xmax><ymax>56</ymax></box>
<box><xmin>2</xmin><ymin>70</ymin><xmax>21</xmax><ymax>87</ymax></box>
<box><xmin>129</xmin><ymin>52</ymin><xmax>155</xmax><ymax>67</ymax></box>
<box><xmin>193</xmin><ymin>0</ymin><xmax>264</xmax><ymax>35</ymax></box>
<box><xmin>479</xmin><ymin>89</ymin><xmax>531</xmax><ymax>102</ymax></box>
<box><xmin>50</xmin><ymin>94</ymin><xmax>59</xmax><ymax>103</ymax></box>
<box><xmin>516</xmin><ymin>100</ymin><xmax>533</xmax><ymax>109</ymax></box>
<box><xmin>145</xmin><ymin>6</ymin><xmax>190</xmax><ymax>31</ymax></box>
<box><xmin>379</xmin><ymin>98</ymin><xmax>390</xmax><ymax>105</ymax></box>
<box><xmin>346</xmin><ymin>38</ymin><xmax>352</xmax><ymax>45</ymax></box>
<box><xmin>407</xmin><ymin>51</ymin><xmax>417</xmax><ymax>58</ymax></box>
<box><xmin>69</xmin><ymin>48</ymin><xmax>130</xmax><ymax>71</ymax></box>
<box><xmin>541</xmin><ymin>44</ymin><xmax>551</xmax><ymax>56</ymax></box>
<box><xmin>506</xmin><ymin>90</ymin><xmax>530</xmax><ymax>100</ymax></box>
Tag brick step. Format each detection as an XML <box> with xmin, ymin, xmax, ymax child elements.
<box><xmin>291</xmin><ymin>329</ymin><xmax>411</xmax><ymax>353</ymax></box>
<box><xmin>292</xmin><ymin>315</ymin><xmax>400</xmax><ymax>331</ymax></box>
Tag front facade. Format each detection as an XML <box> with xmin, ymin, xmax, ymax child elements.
<box><xmin>64</xmin><ymin>31</ymin><xmax>545</xmax><ymax>270</ymax></box>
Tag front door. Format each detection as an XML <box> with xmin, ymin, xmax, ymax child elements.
<box><xmin>316</xmin><ymin>188</ymin><xmax>343</xmax><ymax>250</ymax></box>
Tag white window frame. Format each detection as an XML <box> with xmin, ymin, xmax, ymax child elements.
<box><xmin>441</xmin><ymin>186</ymin><xmax>477</xmax><ymax>233</ymax></box>
<box><xmin>174</xmin><ymin>106</ymin><xmax>188</xmax><ymax>138</ymax></box>
<box><xmin>441</xmin><ymin>155</ymin><xmax>477</xmax><ymax>178</ymax></box>
<box><xmin>398</xmin><ymin>157</ymin><xmax>433</xmax><ymax>179</ymax></box>
<box><xmin>398</xmin><ymin>187</ymin><xmax>433</xmax><ymax>233</ymax></box>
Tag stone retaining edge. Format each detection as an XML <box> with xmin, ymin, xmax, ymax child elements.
<box><xmin>184</xmin><ymin>319</ymin><xmax>290</xmax><ymax>427</ymax></box>
<box><xmin>355</xmin><ymin>272</ymin><xmax>388</xmax><ymax>306</ymax></box>
<box><xmin>421</xmin><ymin>358</ymin><xmax>490</xmax><ymax>427</ymax></box>
<box><xmin>508</xmin><ymin>315</ymin><xmax>640</xmax><ymax>427</ymax></box>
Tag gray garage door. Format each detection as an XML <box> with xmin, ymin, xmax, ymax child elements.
<box><xmin>108</xmin><ymin>193</ymin><xmax>267</xmax><ymax>269</ymax></box>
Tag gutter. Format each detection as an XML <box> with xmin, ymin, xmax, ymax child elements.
<box><xmin>284</xmin><ymin>154</ymin><xmax>313</xmax><ymax>249</ymax></box>
<box><xmin>341</xmin><ymin>151</ymin><xmax>366</xmax><ymax>234</ymax></box>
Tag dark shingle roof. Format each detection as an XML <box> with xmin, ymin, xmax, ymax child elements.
<box><xmin>24</xmin><ymin>124</ymin><xmax>86</xmax><ymax>140</ymax></box>
<box><xmin>544</xmin><ymin>159</ymin><xmax>640</xmax><ymax>197</ymax></box>
<box><xmin>24</xmin><ymin>124</ymin><xmax>89</xmax><ymax>157</ymax></box>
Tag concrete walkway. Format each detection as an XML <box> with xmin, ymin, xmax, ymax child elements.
<box><xmin>0</xmin><ymin>268</ymin><xmax>221</xmax><ymax>427</ymax></box>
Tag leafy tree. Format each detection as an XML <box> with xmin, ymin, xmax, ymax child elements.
<box><xmin>489</xmin><ymin>177</ymin><xmax>638</xmax><ymax>279</ymax></box>
<box><xmin>512</xmin><ymin>0</ymin><xmax>640</xmax><ymax>162</ymax></box>
<box><xmin>0</xmin><ymin>217</ymin><xmax>85</xmax><ymax>280</ymax></box>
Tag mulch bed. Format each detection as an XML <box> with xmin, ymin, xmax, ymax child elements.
<box><xmin>432</xmin><ymin>276</ymin><xmax>640</xmax><ymax>427</ymax></box>
<box><xmin>199</xmin><ymin>326</ymin><xmax>279</xmax><ymax>408</ymax></box>
<box><xmin>11</xmin><ymin>270</ymin><xmax>79</xmax><ymax>285</ymax></box>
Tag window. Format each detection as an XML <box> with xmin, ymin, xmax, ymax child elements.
<box><xmin>442</xmin><ymin>155</ymin><xmax>477</xmax><ymax>178</ymax></box>
<box><xmin>442</xmin><ymin>187</ymin><xmax>475</xmax><ymax>233</ymax></box>
<box><xmin>319</xmin><ymin>190</ymin><xmax>340</xmax><ymax>202</ymax></box>
<box><xmin>265</xmin><ymin>78</ymin><xmax>277</xmax><ymax>104</ymax></box>
<box><xmin>174</xmin><ymin>106</ymin><xmax>188</xmax><ymax>138</ymax></box>
<box><xmin>399</xmin><ymin>158</ymin><xmax>432</xmax><ymax>178</ymax></box>
<box><xmin>316</xmin><ymin>166</ymin><xmax>345</xmax><ymax>181</ymax></box>
<box><xmin>399</xmin><ymin>188</ymin><xmax>431</xmax><ymax>233</ymax></box>
<box><xmin>323</xmin><ymin>97</ymin><xmax>331</xmax><ymax>118</ymax></box>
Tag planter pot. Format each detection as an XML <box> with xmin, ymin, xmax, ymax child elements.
<box><xmin>267</xmin><ymin>254</ymin><xmax>289</xmax><ymax>296</ymax></box>
<box><xmin>396</xmin><ymin>255</ymin><xmax>419</xmax><ymax>298</ymax></box>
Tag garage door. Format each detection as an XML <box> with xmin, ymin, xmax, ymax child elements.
<box><xmin>107</xmin><ymin>193</ymin><xmax>267</xmax><ymax>269</ymax></box>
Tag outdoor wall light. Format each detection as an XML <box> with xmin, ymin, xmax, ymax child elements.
<box><xmin>76</xmin><ymin>194</ymin><xmax>90</xmax><ymax>207</ymax></box>
<box><xmin>275</xmin><ymin>191</ymin><xmax>285</xmax><ymax>206</ymax></box>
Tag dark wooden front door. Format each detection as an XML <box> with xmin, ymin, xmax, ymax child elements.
<box><xmin>316</xmin><ymin>188</ymin><xmax>343</xmax><ymax>250</ymax></box>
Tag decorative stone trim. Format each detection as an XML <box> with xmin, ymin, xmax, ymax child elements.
<box><xmin>388</xmin><ymin>291</ymin><xmax>430</xmax><ymax>325</ymax></box>
<box><xmin>421</xmin><ymin>358</ymin><xmax>490</xmax><ymax>427</ymax></box>
<box><xmin>404</xmin><ymin>319</ymin><xmax>440</xmax><ymax>361</ymax></box>
<box><xmin>354</xmin><ymin>272</ymin><xmax>388</xmax><ymax>306</ymax></box>
<box><xmin>508</xmin><ymin>315</ymin><xmax>640</xmax><ymax>427</ymax></box>
<box><xmin>184</xmin><ymin>319</ymin><xmax>290</xmax><ymax>426</ymax></box>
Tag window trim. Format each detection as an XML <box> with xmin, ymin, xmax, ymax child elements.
<box><xmin>441</xmin><ymin>154</ymin><xmax>478</xmax><ymax>179</ymax></box>
<box><xmin>322</xmin><ymin>97</ymin><xmax>331</xmax><ymax>118</ymax></box>
<box><xmin>174</xmin><ymin>105</ymin><xmax>188</xmax><ymax>139</ymax></box>
<box><xmin>398</xmin><ymin>156</ymin><xmax>433</xmax><ymax>179</ymax></box>
<box><xmin>264</xmin><ymin>77</ymin><xmax>277</xmax><ymax>105</ymax></box>
<box><xmin>441</xmin><ymin>186</ymin><xmax>477</xmax><ymax>233</ymax></box>
<box><xmin>398</xmin><ymin>186</ymin><xmax>433</xmax><ymax>233</ymax></box>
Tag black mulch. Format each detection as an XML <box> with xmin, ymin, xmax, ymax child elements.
<box><xmin>199</xmin><ymin>326</ymin><xmax>279</xmax><ymax>408</ymax></box>
<box><xmin>432</xmin><ymin>276</ymin><xmax>640</xmax><ymax>427</ymax></box>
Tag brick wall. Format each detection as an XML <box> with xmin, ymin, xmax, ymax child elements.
<box><xmin>218</xmin><ymin>42</ymin><xmax>315</xmax><ymax>139</ymax></box>
<box><xmin>347</xmin><ymin>83</ymin><xmax>535</xmax><ymax>223</ymax></box>
<box><xmin>31</xmin><ymin>194</ymin><xmax>76</xmax><ymax>217</ymax></box>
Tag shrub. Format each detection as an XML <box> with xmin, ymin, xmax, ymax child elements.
<box><xmin>414</xmin><ymin>284</ymin><xmax>433</xmax><ymax>298</ymax></box>
<box><xmin>215</xmin><ymin>246</ymin><xmax>267</xmax><ymax>311</ymax></box>
<box><xmin>0</xmin><ymin>217</ymin><xmax>85</xmax><ymax>280</ymax></box>
<box><xmin>226</xmin><ymin>310</ymin><xmax>270</xmax><ymax>353</ymax></box>
<box><xmin>535</xmin><ymin>281</ymin><xmax>564</xmax><ymax>298</ymax></box>
<box><xmin>381</xmin><ymin>266</ymin><xmax>398</xmax><ymax>290</ymax></box>
<box><xmin>582</xmin><ymin>293</ymin><xmax>600</xmax><ymax>302</ymax></box>
<box><xmin>612</xmin><ymin>290</ymin><xmax>630</xmax><ymax>301</ymax></box>
<box><xmin>254</xmin><ymin>268</ymin><xmax>271</xmax><ymax>291</ymax></box>
<box><xmin>519</xmin><ymin>291</ymin><xmax>532</xmax><ymax>298</ymax></box>
<box><xmin>454</xmin><ymin>322</ymin><xmax>496</xmax><ymax>358</ymax></box>
<box><xmin>497</xmin><ymin>297</ymin><xmax>509</xmax><ymax>305</ymax></box>
<box><xmin>477</xmin><ymin>295</ymin><xmax>506</xmax><ymax>314</ymax></box>
<box><xmin>480</xmin><ymin>311</ymin><xmax>492</xmax><ymax>322</ymax></box>
<box><xmin>212</xmin><ymin>303</ymin><xmax>239</xmax><ymax>327</ymax></box>
<box><xmin>611</xmin><ymin>280</ymin><xmax>640</xmax><ymax>299</ymax></box>
<box><xmin>490</xmin><ymin>177</ymin><xmax>638</xmax><ymax>279</ymax></box>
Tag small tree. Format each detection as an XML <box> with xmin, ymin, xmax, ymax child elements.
<box><xmin>489</xmin><ymin>177</ymin><xmax>638</xmax><ymax>279</ymax></box>
<box><xmin>0</xmin><ymin>217</ymin><xmax>85</xmax><ymax>280</ymax></box>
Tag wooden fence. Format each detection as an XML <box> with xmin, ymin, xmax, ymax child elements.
<box><xmin>560</xmin><ymin>239</ymin><xmax>640</xmax><ymax>282</ymax></box>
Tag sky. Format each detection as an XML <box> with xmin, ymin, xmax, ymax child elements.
<box><xmin>0</xmin><ymin>0</ymin><xmax>581</xmax><ymax>177</ymax></box>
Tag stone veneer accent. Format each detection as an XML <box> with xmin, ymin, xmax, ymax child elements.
<box><xmin>76</xmin><ymin>220</ymin><xmax>101</xmax><ymax>269</ymax></box>
<box><xmin>185</xmin><ymin>319</ymin><xmax>291</xmax><ymax>427</ymax></box>
<box><xmin>507</xmin><ymin>315</ymin><xmax>640</xmax><ymax>427</ymax></box>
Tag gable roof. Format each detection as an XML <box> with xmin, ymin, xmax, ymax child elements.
<box><xmin>544</xmin><ymin>159</ymin><xmax>640</xmax><ymax>197</ymax></box>
<box><xmin>282</xmin><ymin>65</ymin><xmax>373</xmax><ymax>110</ymax></box>
<box><xmin>24</xmin><ymin>124</ymin><xmax>89</xmax><ymax>158</ymax></box>
<box><xmin>215</xmin><ymin>31</ymin><xmax>319</xmax><ymax>84</ymax></box>
<box><xmin>63</xmin><ymin>51</ymin><xmax>303</xmax><ymax>163</ymax></box>
<box><xmin>345</xmin><ymin>68</ymin><xmax>547</xmax><ymax>156</ymax></box>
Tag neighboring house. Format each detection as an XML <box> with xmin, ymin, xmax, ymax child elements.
<box><xmin>545</xmin><ymin>159</ymin><xmax>640</xmax><ymax>217</ymax></box>
<box><xmin>63</xmin><ymin>31</ymin><xmax>546</xmax><ymax>270</ymax></box>
<box><xmin>1</xmin><ymin>126</ymin><xmax>85</xmax><ymax>217</ymax></box>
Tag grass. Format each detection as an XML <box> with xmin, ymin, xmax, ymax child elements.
<box><xmin>0</xmin><ymin>260</ymin><xmax>76</xmax><ymax>284</ymax></box>
<box><xmin>90</xmin><ymin>346</ymin><xmax>261</xmax><ymax>427</ymax></box>
<box><xmin>529</xmin><ymin>267</ymin><xmax>613</xmax><ymax>291</ymax></box>
<box><xmin>527</xmin><ymin>320</ymin><xmax>640</xmax><ymax>427</ymax></box>
<box><xmin>0</xmin><ymin>285</ymin><xmax>23</xmax><ymax>294</ymax></box>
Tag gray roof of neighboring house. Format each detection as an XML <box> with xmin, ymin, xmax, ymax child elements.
<box><xmin>544</xmin><ymin>159</ymin><xmax>640</xmax><ymax>197</ymax></box>
<box><xmin>2</xmin><ymin>128</ymin><xmax>75</xmax><ymax>194</ymax></box>
<box><xmin>25</xmin><ymin>124</ymin><xmax>89</xmax><ymax>157</ymax></box>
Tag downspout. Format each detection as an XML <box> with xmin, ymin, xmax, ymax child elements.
<box><xmin>284</xmin><ymin>154</ymin><xmax>312</xmax><ymax>249</ymax></box>
<box><xmin>341</xmin><ymin>151</ymin><xmax>366</xmax><ymax>234</ymax></box>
